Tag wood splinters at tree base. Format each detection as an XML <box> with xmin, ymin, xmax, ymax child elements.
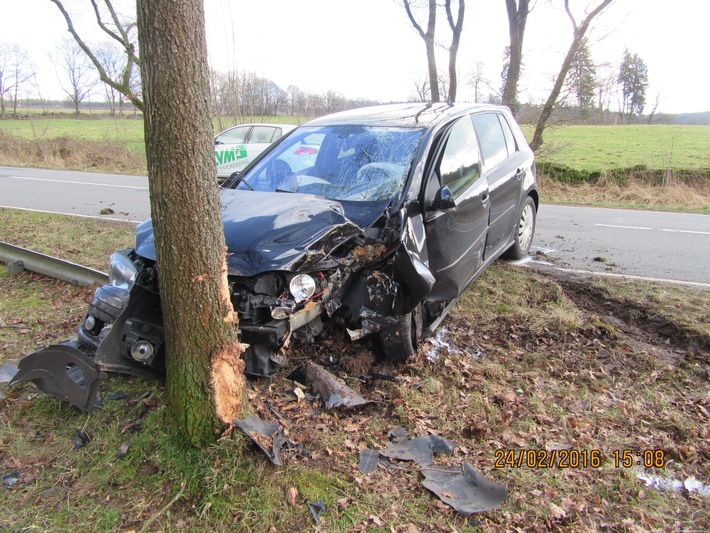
<box><xmin>211</xmin><ymin>344</ymin><xmax>246</xmax><ymax>424</ymax></box>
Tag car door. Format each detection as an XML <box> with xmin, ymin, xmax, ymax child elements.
<box><xmin>471</xmin><ymin>112</ymin><xmax>526</xmax><ymax>259</ymax></box>
<box><xmin>215</xmin><ymin>125</ymin><xmax>252</xmax><ymax>178</ymax></box>
<box><xmin>423</xmin><ymin>115</ymin><xmax>490</xmax><ymax>302</ymax></box>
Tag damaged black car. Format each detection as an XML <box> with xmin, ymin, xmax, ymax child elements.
<box><xmin>13</xmin><ymin>102</ymin><xmax>538</xmax><ymax>409</ymax></box>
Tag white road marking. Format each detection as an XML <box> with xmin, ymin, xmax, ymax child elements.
<box><xmin>595</xmin><ymin>223</ymin><xmax>710</xmax><ymax>236</ymax></box>
<box><xmin>523</xmin><ymin>262</ymin><xmax>710</xmax><ymax>289</ymax></box>
<box><xmin>0</xmin><ymin>205</ymin><xmax>142</xmax><ymax>224</ymax></box>
<box><xmin>5</xmin><ymin>176</ymin><xmax>148</xmax><ymax>190</ymax></box>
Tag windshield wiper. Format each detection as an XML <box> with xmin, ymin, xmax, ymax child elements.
<box><xmin>234</xmin><ymin>175</ymin><xmax>254</xmax><ymax>191</ymax></box>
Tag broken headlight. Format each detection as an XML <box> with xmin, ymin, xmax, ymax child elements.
<box><xmin>289</xmin><ymin>273</ymin><xmax>316</xmax><ymax>302</ymax></box>
<box><xmin>108</xmin><ymin>252</ymin><xmax>138</xmax><ymax>290</ymax></box>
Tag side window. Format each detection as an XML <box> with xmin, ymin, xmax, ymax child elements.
<box><xmin>216</xmin><ymin>126</ymin><xmax>250</xmax><ymax>144</ymax></box>
<box><xmin>498</xmin><ymin>115</ymin><xmax>517</xmax><ymax>156</ymax></box>
<box><xmin>472</xmin><ymin>113</ymin><xmax>508</xmax><ymax>169</ymax></box>
<box><xmin>249</xmin><ymin>126</ymin><xmax>277</xmax><ymax>143</ymax></box>
<box><xmin>437</xmin><ymin>117</ymin><xmax>481</xmax><ymax>197</ymax></box>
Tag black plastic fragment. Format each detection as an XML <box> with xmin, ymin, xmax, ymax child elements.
<box><xmin>358</xmin><ymin>448</ymin><xmax>381</xmax><ymax>473</ymax></box>
<box><xmin>308</xmin><ymin>499</ymin><xmax>326</xmax><ymax>524</ymax></box>
<box><xmin>72</xmin><ymin>429</ymin><xmax>90</xmax><ymax>449</ymax></box>
<box><xmin>234</xmin><ymin>415</ymin><xmax>287</xmax><ymax>466</ymax></box>
<box><xmin>421</xmin><ymin>462</ymin><xmax>508</xmax><ymax>515</ymax></box>
<box><xmin>2</xmin><ymin>472</ymin><xmax>19</xmax><ymax>487</ymax></box>
<box><xmin>107</xmin><ymin>392</ymin><xmax>128</xmax><ymax>401</ymax></box>
<box><xmin>10</xmin><ymin>344</ymin><xmax>105</xmax><ymax>412</ymax></box>
<box><xmin>378</xmin><ymin>434</ymin><xmax>456</xmax><ymax>466</ymax></box>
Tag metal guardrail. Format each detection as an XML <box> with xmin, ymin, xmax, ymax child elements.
<box><xmin>0</xmin><ymin>241</ymin><xmax>108</xmax><ymax>286</ymax></box>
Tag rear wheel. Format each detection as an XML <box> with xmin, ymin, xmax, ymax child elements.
<box><xmin>503</xmin><ymin>196</ymin><xmax>536</xmax><ymax>260</ymax></box>
<box><xmin>379</xmin><ymin>304</ymin><xmax>424</xmax><ymax>362</ymax></box>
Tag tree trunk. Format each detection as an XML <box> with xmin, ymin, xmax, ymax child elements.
<box><xmin>529</xmin><ymin>0</ymin><xmax>613</xmax><ymax>152</ymax></box>
<box><xmin>137</xmin><ymin>0</ymin><xmax>244</xmax><ymax>447</ymax></box>
<box><xmin>445</xmin><ymin>0</ymin><xmax>465</xmax><ymax>102</ymax></box>
<box><xmin>502</xmin><ymin>0</ymin><xmax>529</xmax><ymax>116</ymax></box>
<box><xmin>404</xmin><ymin>0</ymin><xmax>439</xmax><ymax>102</ymax></box>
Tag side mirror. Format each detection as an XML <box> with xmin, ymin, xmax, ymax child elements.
<box><xmin>432</xmin><ymin>186</ymin><xmax>456</xmax><ymax>210</ymax></box>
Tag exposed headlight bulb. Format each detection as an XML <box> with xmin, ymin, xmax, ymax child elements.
<box><xmin>289</xmin><ymin>274</ymin><xmax>316</xmax><ymax>302</ymax></box>
<box><xmin>131</xmin><ymin>340</ymin><xmax>154</xmax><ymax>362</ymax></box>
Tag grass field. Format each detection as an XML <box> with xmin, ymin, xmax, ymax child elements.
<box><xmin>521</xmin><ymin>124</ymin><xmax>710</xmax><ymax>170</ymax></box>
<box><xmin>1</xmin><ymin>210</ymin><xmax>708</xmax><ymax>531</ymax></box>
<box><xmin>0</xmin><ymin>114</ymin><xmax>309</xmax><ymax>155</ymax></box>
<box><xmin>2</xmin><ymin>114</ymin><xmax>709</xmax><ymax>171</ymax></box>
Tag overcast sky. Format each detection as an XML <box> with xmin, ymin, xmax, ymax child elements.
<box><xmin>2</xmin><ymin>0</ymin><xmax>709</xmax><ymax>115</ymax></box>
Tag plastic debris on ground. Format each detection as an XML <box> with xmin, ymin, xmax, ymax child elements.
<box><xmin>425</xmin><ymin>328</ymin><xmax>482</xmax><ymax>362</ymax></box>
<box><xmin>308</xmin><ymin>499</ymin><xmax>326</xmax><ymax>524</ymax></box>
<box><xmin>421</xmin><ymin>462</ymin><xmax>508</xmax><ymax>515</ymax></box>
<box><xmin>2</xmin><ymin>472</ymin><xmax>19</xmax><ymax>487</ymax></box>
<box><xmin>233</xmin><ymin>415</ymin><xmax>288</xmax><ymax>466</ymax></box>
<box><xmin>72</xmin><ymin>429</ymin><xmax>91</xmax><ymax>449</ymax></box>
<box><xmin>358</xmin><ymin>427</ymin><xmax>507</xmax><ymax>515</ymax></box>
<box><xmin>637</xmin><ymin>471</ymin><xmax>710</xmax><ymax>497</ymax></box>
<box><xmin>289</xmin><ymin>361</ymin><xmax>368</xmax><ymax>409</ymax></box>
<box><xmin>0</xmin><ymin>362</ymin><xmax>18</xmax><ymax>383</ymax></box>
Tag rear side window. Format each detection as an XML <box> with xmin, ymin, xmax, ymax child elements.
<box><xmin>472</xmin><ymin>113</ymin><xmax>508</xmax><ymax>169</ymax></box>
<box><xmin>217</xmin><ymin>126</ymin><xmax>250</xmax><ymax>144</ymax></box>
<box><xmin>437</xmin><ymin>117</ymin><xmax>481</xmax><ymax>197</ymax></box>
<box><xmin>499</xmin><ymin>115</ymin><xmax>518</xmax><ymax>155</ymax></box>
<box><xmin>249</xmin><ymin>126</ymin><xmax>279</xmax><ymax>143</ymax></box>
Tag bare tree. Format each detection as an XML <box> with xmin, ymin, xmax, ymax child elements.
<box><xmin>137</xmin><ymin>0</ymin><xmax>244</xmax><ymax>446</ymax></box>
<box><xmin>501</xmin><ymin>0</ymin><xmax>531</xmax><ymax>115</ymax></box>
<box><xmin>95</xmin><ymin>41</ymin><xmax>126</xmax><ymax>115</ymax></box>
<box><xmin>444</xmin><ymin>0</ymin><xmax>465</xmax><ymax>102</ymax></box>
<box><xmin>0</xmin><ymin>43</ymin><xmax>36</xmax><ymax>117</ymax></box>
<box><xmin>468</xmin><ymin>60</ymin><xmax>489</xmax><ymax>103</ymax></box>
<box><xmin>54</xmin><ymin>39</ymin><xmax>98</xmax><ymax>115</ymax></box>
<box><xmin>646</xmin><ymin>92</ymin><xmax>660</xmax><ymax>124</ymax></box>
<box><xmin>529</xmin><ymin>0</ymin><xmax>614</xmax><ymax>151</ymax></box>
<box><xmin>409</xmin><ymin>73</ymin><xmax>430</xmax><ymax>102</ymax></box>
<box><xmin>50</xmin><ymin>0</ymin><xmax>142</xmax><ymax>110</ymax></box>
<box><xmin>403</xmin><ymin>0</ymin><xmax>440</xmax><ymax>102</ymax></box>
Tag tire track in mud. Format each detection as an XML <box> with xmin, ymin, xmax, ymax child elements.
<box><xmin>539</xmin><ymin>270</ymin><xmax>710</xmax><ymax>369</ymax></box>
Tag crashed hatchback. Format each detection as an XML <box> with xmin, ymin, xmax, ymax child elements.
<box><xmin>13</xmin><ymin>103</ymin><xmax>538</xmax><ymax>409</ymax></box>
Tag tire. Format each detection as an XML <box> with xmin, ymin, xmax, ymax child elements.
<box><xmin>503</xmin><ymin>196</ymin><xmax>536</xmax><ymax>260</ymax></box>
<box><xmin>379</xmin><ymin>304</ymin><xmax>423</xmax><ymax>362</ymax></box>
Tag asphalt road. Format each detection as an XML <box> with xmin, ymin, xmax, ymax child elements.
<box><xmin>2</xmin><ymin>166</ymin><xmax>709</xmax><ymax>285</ymax></box>
<box><xmin>0</xmin><ymin>166</ymin><xmax>150</xmax><ymax>223</ymax></box>
<box><xmin>530</xmin><ymin>205</ymin><xmax>710</xmax><ymax>286</ymax></box>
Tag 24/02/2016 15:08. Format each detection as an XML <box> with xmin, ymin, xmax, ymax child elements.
<box><xmin>494</xmin><ymin>449</ymin><xmax>667</xmax><ymax>469</ymax></box>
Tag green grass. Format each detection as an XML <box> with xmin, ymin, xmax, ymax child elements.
<box><xmin>0</xmin><ymin>114</ymin><xmax>311</xmax><ymax>155</ymax></box>
<box><xmin>2</xmin><ymin>210</ymin><xmax>708</xmax><ymax>531</ymax></box>
<box><xmin>0</xmin><ymin>117</ymin><xmax>147</xmax><ymax>153</ymax></box>
<box><xmin>522</xmin><ymin>124</ymin><xmax>710</xmax><ymax>170</ymax></box>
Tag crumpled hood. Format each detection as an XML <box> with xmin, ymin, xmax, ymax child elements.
<box><xmin>135</xmin><ymin>189</ymin><xmax>381</xmax><ymax>276</ymax></box>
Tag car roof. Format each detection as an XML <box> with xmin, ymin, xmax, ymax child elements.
<box><xmin>217</xmin><ymin>123</ymin><xmax>296</xmax><ymax>134</ymax></box>
<box><xmin>303</xmin><ymin>102</ymin><xmax>510</xmax><ymax>129</ymax></box>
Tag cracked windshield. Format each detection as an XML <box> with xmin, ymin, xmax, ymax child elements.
<box><xmin>236</xmin><ymin>126</ymin><xmax>425</xmax><ymax>202</ymax></box>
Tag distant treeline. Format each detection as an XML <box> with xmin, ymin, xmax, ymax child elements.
<box><xmin>4</xmin><ymin>98</ymin><xmax>710</xmax><ymax>126</ymax></box>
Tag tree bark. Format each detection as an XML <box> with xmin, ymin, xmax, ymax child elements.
<box><xmin>529</xmin><ymin>0</ymin><xmax>613</xmax><ymax>152</ymax></box>
<box><xmin>137</xmin><ymin>0</ymin><xmax>244</xmax><ymax>447</ymax></box>
<box><xmin>445</xmin><ymin>0</ymin><xmax>465</xmax><ymax>102</ymax></box>
<box><xmin>502</xmin><ymin>0</ymin><xmax>530</xmax><ymax>116</ymax></box>
<box><xmin>404</xmin><ymin>0</ymin><xmax>440</xmax><ymax>102</ymax></box>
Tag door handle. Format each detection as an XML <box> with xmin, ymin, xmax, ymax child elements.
<box><xmin>481</xmin><ymin>193</ymin><xmax>489</xmax><ymax>206</ymax></box>
<box><xmin>514</xmin><ymin>168</ymin><xmax>524</xmax><ymax>180</ymax></box>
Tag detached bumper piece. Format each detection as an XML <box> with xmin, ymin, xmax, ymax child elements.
<box><xmin>10</xmin><ymin>344</ymin><xmax>105</xmax><ymax>412</ymax></box>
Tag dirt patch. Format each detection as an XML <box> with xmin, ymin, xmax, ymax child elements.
<box><xmin>542</xmin><ymin>269</ymin><xmax>710</xmax><ymax>365</ymax></box>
